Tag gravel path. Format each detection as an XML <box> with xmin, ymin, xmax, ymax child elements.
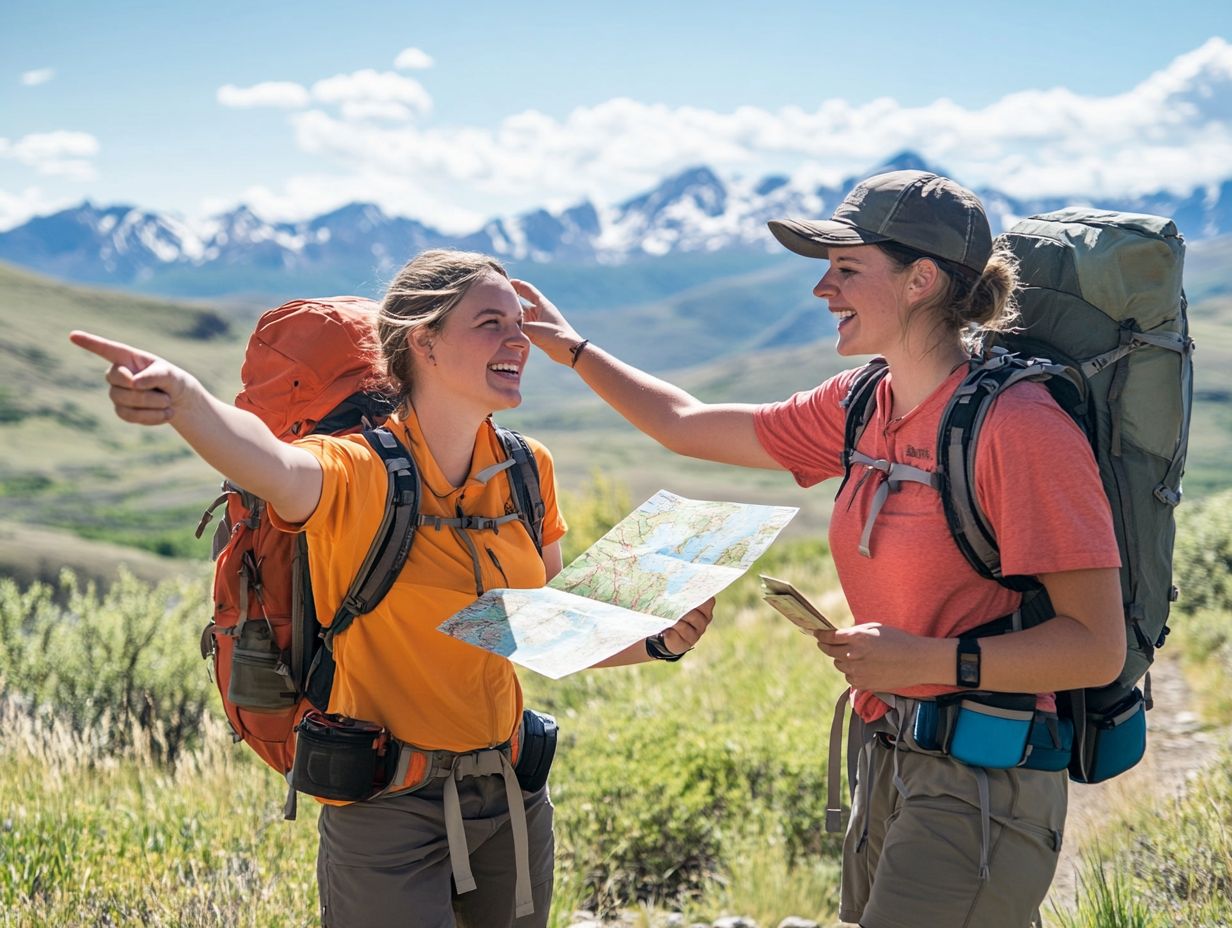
<box><xmin>1044</xmin><ymin>655</ymin><xmax>1229</xmax><ymax>919</ymax></box>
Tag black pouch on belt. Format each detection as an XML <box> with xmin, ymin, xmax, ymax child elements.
<box><xmin>290</xmin><ymin>710</ymin><xmax>399</xmax><ymax>802</ymax></box>
<box><xmin>513</xmin><ymin>707</ymin><xmax>558</xmax><ymax>793</ymax></box>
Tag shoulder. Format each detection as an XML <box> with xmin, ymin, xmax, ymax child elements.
<box><xmin>982</xmin><ymin>379</ymin><xmax>1083</xmax><ymax>439</ymax></box>
<box><xmin>762</xmin><ymin>364</ymin><xmax>871</xmax><ymax>417</ymax></box>
<box><xmin>293</xmin><ymin>431</ymin><xmax>383</xmax><ymax>469</ymax></box>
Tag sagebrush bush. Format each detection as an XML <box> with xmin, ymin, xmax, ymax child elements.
<box><xmin>1173</xmin><ymin>488</ymin><xmax>1232</xmax><ymax>617</ymax></box>
<box><xmin>0</xmin><ymin>569</ymin><xmax>214</xmax><ymax>762</ymax></box>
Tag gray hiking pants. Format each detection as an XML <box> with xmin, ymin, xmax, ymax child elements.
<box><xmin>316</xmin><ymin>760</ymin><xmax>554</xmax><ymax>928</ymax></box>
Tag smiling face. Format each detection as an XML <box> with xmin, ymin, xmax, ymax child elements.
<box><xmin>813</xmin><ymin>244</ymin><xmax>916</xmax><ymax>358</ymax></box>
<box><xmin>414</xmin><ymin>272</ymin><xmax>530</xmax><ymax>416</ymax></box>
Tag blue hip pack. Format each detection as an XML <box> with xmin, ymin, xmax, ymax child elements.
<box><xmin>910</xmin><ymin>693</ymin><xmax>1074</xmax><ymax>771</ymax></box>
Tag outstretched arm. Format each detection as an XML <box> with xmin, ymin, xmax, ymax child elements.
<box><xmin>69</xmin><ymin>331</ymin><xmax>323</xmax><ymax>522</ymax></box>
<box><xmin>514</xmin><ymin>280</ymin><xmax>782</xmax><ymax>470</ymax></box>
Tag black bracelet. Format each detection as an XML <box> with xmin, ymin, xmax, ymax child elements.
<box><xmin>645</xmin><ymin>633</ymin><xmax>686</xmax><ymax>662</ymax></box>
<box><xmin>569</xmin><ymin>338</ymin><xmax>590</xmax><ymax>368</ymax></box>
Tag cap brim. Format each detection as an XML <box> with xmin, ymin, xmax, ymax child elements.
<box><xmin>767</xmin><ymin>218</ymin><xmax>888</xmax><ymax>259</ymax></box>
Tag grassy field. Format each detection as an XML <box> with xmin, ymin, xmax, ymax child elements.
<box><xmin>0</xmin><ymin>539</ymin><xmax>851</xmax><ymax>928</ymax></box>
<box><xmin>2</xmin><ymin>491</ymin><xmax>1231</xmax><ymax>927</ymax></box>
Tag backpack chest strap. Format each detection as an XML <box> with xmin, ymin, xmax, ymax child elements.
<box><xmin>847</xmin><ymin>450</ymin><xmax>943</xmax><ymax>558</ymax></box>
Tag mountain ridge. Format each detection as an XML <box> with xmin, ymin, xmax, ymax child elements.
<box><xmin>3</xmin><ymin>149</ymin><xmax>1230</xmax><ymax>299</ymax></box>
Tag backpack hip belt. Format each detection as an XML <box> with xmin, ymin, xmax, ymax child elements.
<box><xmin>292</xmin><ymin>706</ymin><xmax>555</xmax><ymax>920</ymax></box>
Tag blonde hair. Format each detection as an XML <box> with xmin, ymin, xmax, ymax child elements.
<box><xmin>879</xmin><ymin>239</ymin><xmax>1022</xmax><ymax>352</ymax></box>
<box><xmin>378</xmin><ymin>249</ymin><xmax>509</xmax><ymax>401</ymax></box>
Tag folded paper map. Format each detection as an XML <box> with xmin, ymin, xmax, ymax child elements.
<box><xmin>760</xmin><ymin>574</ymin><xmax>837</xmax><ymax>632</ymax></box>
<box><xmin>437</xmin><ymin>490</ymin><xmax>798</xmax><ymax>678</ymax></box>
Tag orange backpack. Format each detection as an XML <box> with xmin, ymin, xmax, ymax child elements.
<box><xmin>196</xmin><ymin>297</ymin><xmax>546</xmax><ymax>814</ymax></box>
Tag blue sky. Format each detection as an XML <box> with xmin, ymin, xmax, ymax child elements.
<box><xmin>2</xmin><ymin>0</ymin><xmax>1230</xmax><ymax>231</ymax></box>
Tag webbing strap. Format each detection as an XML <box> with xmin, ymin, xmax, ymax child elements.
<box><xmin>441</xmin><ymin>749</ymin><xmax>534</xmax><ymax>918</ymax></box>
<box><xmin>847</xmin><ymin>451</ymin><xmax>942</xmax><ymax>557</ymax></box>
<box><xmin>1156</xmin><ymin>330</ymin><xmax>1195</xmax><ymax>507</ymax></box>
<box><xmin>974</xmin><ymin>767</ymin><xmax>992</xmax><ymax>881</ymax></box>
<box><xmin>1079</xmin><ymin>329</ymin><xmax>1188</xmax><ymax>379</ymax></box>
<box><xmin>417</xmin><ymin>512</ymin><xmax>523</xmax><ymax>533</ymax></box>
<box><xmin>826</xmin><ymin>688</ymin><xmax>851</xmax><ymax>833</ymax></box>
<box><xmin>324</xmin><ymin>429</ymin><xmax>420</xmax><ymax>648</ymax></box>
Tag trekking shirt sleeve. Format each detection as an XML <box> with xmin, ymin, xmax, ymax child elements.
<box><xmin>523</xmin><ymin>435</ymin><xmax>569</xmax><ymax>548</ymax></box>
<box><xmin>974</xmin><ymin>382</ymin><xmax>1121</xmax><ymax>576</ymax></box>
<box><xmin>267</xmin><ymin>434</ymin><xmax>381</xmax><ymax>540</ymax></box>
<box><xmin>753</xmin><ymin>368</ymin><xmax>861</xmax><ymax>486</ymax></box>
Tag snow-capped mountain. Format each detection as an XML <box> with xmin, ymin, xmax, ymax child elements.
<box><xmin>2</xmin><ymin>150</ymin><xmax>1229</xmax><ymax>297</ymax></box>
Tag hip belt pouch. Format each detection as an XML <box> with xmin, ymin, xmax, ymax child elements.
<box><xmin>1072</xmin><ymin>687</ymin><xmax>1147</xmax><ymax>784</ymax></box>
<box><xmin>291</xmin><ymin>710</ymin><xmax>398</xmax><ymax>802</ymax></box>
<box><xmin>944</xmin><ymin>692</ymin><xmax>1036</xmax><ymax>769</ymax></box>
<box><xmin>514</xmin><ymin>708</ymin><xmax>558</xmax><ymax>793</ymax></box>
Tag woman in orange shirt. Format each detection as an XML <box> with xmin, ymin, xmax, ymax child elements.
<box><xmin>71</xmin><ymin>249</ymin><xmax>713</xmax><ymax>928</ymax></box>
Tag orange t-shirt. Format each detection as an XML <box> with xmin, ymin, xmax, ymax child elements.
<box><xmin>270</xmin><ymin>408</ymin><xmax>567</xmax><ymax>751</ymax></box>
<box><xmin>754</xmin><ymin>364</ymin><xmax>1121</xmax><ymax>721</ymax></box>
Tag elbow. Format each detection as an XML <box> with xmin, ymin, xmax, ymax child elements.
<box><xmin>1087</xmin><ymin>628</ymin><xmax>1127</xmax><ymax>689</ymax></box>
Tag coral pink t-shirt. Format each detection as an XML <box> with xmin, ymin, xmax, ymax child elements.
<box><xmin>754</xmin><ymin>363</ymin><xmax>1121</xmax><ymax>721</ymax></box>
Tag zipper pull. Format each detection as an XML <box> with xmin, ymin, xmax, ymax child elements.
<box><xmin>486</xmin><ymin>547</ymin><xmax>510</xmax><ymax>587</ymax></box>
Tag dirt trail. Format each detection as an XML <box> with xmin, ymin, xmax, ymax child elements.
<box><xmin>1045</xmin><ymin>655</ymin><xmax>1229</xmax><ymax>918</ymax></box>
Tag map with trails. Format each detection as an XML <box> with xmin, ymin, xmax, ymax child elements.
<box><xmin>438</xmin><ymin>490</ymin><xmax>798</xmax><ymax>678</ymax></box>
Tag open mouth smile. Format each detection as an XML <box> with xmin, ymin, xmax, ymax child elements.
<box><xmin>488</xmin><ymin>362</ymin><xmax>522</xmax><ymax>381</ymax></box>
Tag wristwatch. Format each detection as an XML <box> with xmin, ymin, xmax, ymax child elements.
<box><xmin>956</xmin><ymin>637</ymin><xmax>981</xmax><ymax>688</ymax></box>
<box><xmin>645</xmin><ymin>633</ymin><xmax>686</xmax><ymax>662</ymax></box>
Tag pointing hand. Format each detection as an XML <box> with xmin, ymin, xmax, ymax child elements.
<box><xmin>69</xmin><ymin>331</ymin><xmax>198</xmax><ymax>425</ymax></box>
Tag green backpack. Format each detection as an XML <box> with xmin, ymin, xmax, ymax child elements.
<box><xmin>842</xmin><ymin>208</ymin><xmax>1193</xmax><ymax>783</ymax></box>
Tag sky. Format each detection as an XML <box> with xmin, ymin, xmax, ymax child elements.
<box><xmin>1</xmin><ymin>0</ymin><xmax>1230</xmax><ymax>232</ymax></box>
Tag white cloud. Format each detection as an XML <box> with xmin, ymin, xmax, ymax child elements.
<box><xmin>0</xmin><ymin>186</ymin><xmax>75</xmax><ymax>232</ymax></box>
<box><xmin>217</xmin><ymin>81</ymin><xmax>311</xmax><ymax>108</ymax></box>
<box><xmin>20</xmin><ymin>68</ymin><xmax>55</xmax><ymax>87</ymax></box>
<box><xmin>394</xmin><ymin>47</ymin><xmax>434</xmax><ymax>70</ymax></box>
<box><xmin>212</xmin><ymin>38</ymin><xmax>1232</xmax><ymax>227</ymax></box>
<box><xmin>0</xmin><ymin>131</ymin><xmax>100</xmax><ymax>180</ymax></box>
<box><xmin>310</xmin><ymin>69</ymin><xmax>432</xmax><ymax>115</ymax></box>
<box><xmin>340</xmin><ymin>100</ymin><xmax>415</xmax><ymax>123</ymax></box>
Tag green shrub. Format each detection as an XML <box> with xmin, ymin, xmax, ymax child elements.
<box><xmin>0</xmin><ymin>570</ymin><xmax>214</xmax><ymax>762</ymax></box>
<box><xmin>1173</xmin><ymin>488</ymin><xmax>1232</xmax><ymax>617</ymax></box>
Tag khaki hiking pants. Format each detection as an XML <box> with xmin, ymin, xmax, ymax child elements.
<box><xmin>316</xmin><ymin>756</ymin><xmax>554</xmax><ymax>928</ymax></box>
<box><xmin>840</xmin><ymin>735</ymin><xmax>1066</xmax><ymax>928</ymax></box>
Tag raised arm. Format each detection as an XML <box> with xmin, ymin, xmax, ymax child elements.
<box><xmin>69</xmin><ymin>331</ymin><xmax>323</xmax><ymax>522</ymax></box>
<box><xmin>514</xmin><ymin>280</ymin><xmax>782</xmax><ymax>470</ymax></box>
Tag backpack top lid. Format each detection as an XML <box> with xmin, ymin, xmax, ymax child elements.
<box><xmin>1004</xmin><ymin>208</ymin><xmax>1184</xmax><ymax>330</ymax></box>
<box><xmin>236</xmin><ymin>297</ymin><xmax>393</xmax><ymax>440</ymax></box>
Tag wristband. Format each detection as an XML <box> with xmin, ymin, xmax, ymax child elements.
<box><xmin>956</xmin><ymin>637</ymin><xmax>981</xmax><ymax>688</ymax></box>
<box><xmin>569</xmin><ymin>338</ymin><xmax>590</xmax><ymax>368</ymax></box>
<box><xmin>645</xmin><ymin>633</ymin><xmax>686</xmax><ymax>662</ymax></box>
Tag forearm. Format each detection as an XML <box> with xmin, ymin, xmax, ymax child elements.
<box><xmin>172</xmin><ymin>382</ymin><xmax>321</xmax><ymax>518</ymax></box>
<box><xmin>590</xmin><ymin>639</ymin><xmax>657</xmax><ymax>668</ymax></box>
<box><xmin>571</xmin><ymin>343</ymin><xmax>707</xmax><ymax>454</ymax></box>
<box><xmin>916</xmin><ymin>615</ymin><xmax>1123</xmax><ymax>693</ymax></box>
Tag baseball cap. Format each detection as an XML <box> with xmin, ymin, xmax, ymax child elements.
<box><xmin>768</xmin><ymin>170</ymin><xmax>992</xmax><ymax>277</ymax></box>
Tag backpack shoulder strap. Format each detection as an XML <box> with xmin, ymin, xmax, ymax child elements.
<box><xmin>493</xmin><ymin>424</ymin><xmax>546</xmax><ymax>555</ymax></box>
<box><xmin>324</xmin><ymin>427</ymin><xmax>422</xmax><ymax>646</ymax></box>
<box><xmin>836</xmin><ymin>358</ymin><xmax>890</xmax><ymax>499</ymax></box>
<box><xmin>936</xmin><ymin>351</ymin><xmax>1071</xmax><ymax>592</ymax></box>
